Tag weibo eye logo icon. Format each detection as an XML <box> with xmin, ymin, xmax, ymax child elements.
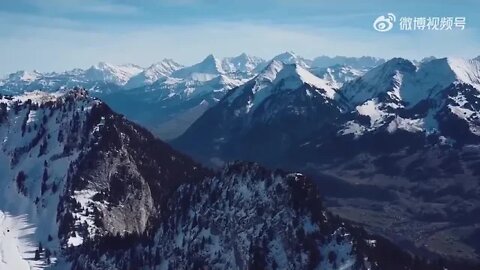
<box><xmin>373</xmin><ymin>13</ymin><xmax>396</xmax><ymax>32</ymax></box>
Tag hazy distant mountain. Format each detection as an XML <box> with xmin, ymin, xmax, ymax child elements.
<box><xmin>83</xmin><ymin>62</ymin><xmax>143</xmax><ymax>85</ymax></box>
<box><xmin>125</xmin><ymin>59</ymin><xmax>183</xmax><ymax>89</ymax></box>
<box><xmin>310</xmin><ymin>64</ymin><xmax>367</xmax><ymax>88</ymax></box>
<box><xmin>312</xmin><ymin>55</ymin><xmax>385</xmax><ymax>69</ymax></box>
<box><xmin>220</xmin><ymin>53</ymin><xmax>266</xmax><ymax>75</ymax></box>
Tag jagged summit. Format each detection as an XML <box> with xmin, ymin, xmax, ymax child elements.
<box><xmin>171</xmin><ymin>54</ymin><xmax>224</xmax><ymax>81</ymax></box>
<box><xmin>221</xmin><ymin>53</ymin><xmax>265</xmax><ymax>74</ymax></box>
<box><xmin>271</xmin><ymin>51</ymin><xmax>312</xmax><ymax>68</ymax></box>
<box><xmin>340</xmin><ymin>56</ymin><xmax>480</xmax><ymax>107</ymax></box>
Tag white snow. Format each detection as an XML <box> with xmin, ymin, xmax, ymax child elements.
<box><xmin>18</xmin><ymin>71</ymin><xmax>42</xmax><ymax>82</ymax></box>
<box><xmin>172</xmin><ymin>54</ymin><xmax>224</xmax><ymax>81</ymax></box>
<box><xmin>448</xmin><ymin>57</ymin><xmax>480</xmax><ymax>89</ymax></box>
<box><xmin>356</xmin><ymin>100</ymin><xmax>388</xmax><ymax>127</ymax></box>
<box><xmin>0</xmin><ymin>90</ymin><xmax>97</xmax><ymax>269</ymax></box>
<box><xmin>339</xmin><ymin>121</ymin><xmax>367</xmax><ymax>138</ymax></box>
<box><xmin>84</xmin><ymin>62</ymin><xmax>143</xmax><ymax>85</ymax></box>
<box><xmin>287</xmin><ymin>65</ymin><xmax>337</xmax><ymax>99</ymax></box>
<box><xmin>448</xmin><ymin>104</ymin><xmax>475</xmax><ymax>119</ymax></box>
<box><xmin>387</xmin><ymin>116</ymin><xmax>424</xmax><ymax>133</ymax></box>
<box><xmin>14</xmin><ymin>91</ymin><xmax>64</xmax><ymax>104</ymax></box>
<box><xmin>0</xmin><ymin>211</ymin><xmax>45</xmax><ymax>270</ymax></box>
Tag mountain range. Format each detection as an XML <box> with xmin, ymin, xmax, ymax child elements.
<box><xmin>2</xmin><ymin>89</ymin><xmax>473</xmax><ymax>269</ymax></box>
<box><xmin>173</xmin><ymin>55</ymin><xmax>480</xmax><ymax>262</ymax></box>
<box><xmin>0</xmin><ymin>52</ymin><xmax>379</xmax><ymax>139</ymax></box>
<box><xmin>3</xmin><ymin>53</ymin><xmax>480</xmax><ymax>267</ymax></box>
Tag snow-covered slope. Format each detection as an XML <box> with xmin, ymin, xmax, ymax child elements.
<box><xmin>334</xmin><ymin>57</ymin><xmax>480</xmax><ymax>140</ymax></box>
<box><xmin>447</xmin><ymin>57</ymin><xmax>480</xmax><ymax>88</ymax></box>
<box><xmin>339</xmin><ymin>57</ymin><xmax>416</xmax><ymax>106</ymax></box>
<box><xmin>340</xmin><ymin>57</ymin><xmax>480</xmax><ymax>107</ymax></box>
<box><xmin>0</xmin><ymin>90</ymin><xmax>100</xmax><ymax>268</ymax></box>
<box><xmin>0</xmin><ymin>211</ymin><xmax>44</xmax><ymax>270</ymax></box>
<box><xmin>225</xmin><ymin>60</ymin><xmax>337</xmax><ymax>114</ymax></box>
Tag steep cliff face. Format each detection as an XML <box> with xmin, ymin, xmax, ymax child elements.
<box><xmin>0</xmin><ymin>89</ymin><xmax>206</xmax><ymax>268</ymax></box>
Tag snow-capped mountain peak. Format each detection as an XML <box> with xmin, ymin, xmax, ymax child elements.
<box><xmin>340</xmin><ymin>58</ymin><xmax>416</xmax><ymax>105</ymax></box>
<box><xmin>171</xmin><ymin>54</ymin><xmax>225</xmax><ymax>81</ymax></box>
<box><xmin>8</xmin><ymin>70</ymin><xmax>43</xmax><ymax>82</ymax></box>
<box><xmin>221</xmin><ymin>53</ymin><xmax>265</xmax><ymax>74</ymax></box>
<box><xmin>125</xmin><ymin>59</ymin><xmax>183</xmax><ymax>89</ymax></box>
<box><xmin>271</xmin><ymin>51</ymin><xmax>312</xmax><ymax>69</ymax></box>
<box><xmin>274</xmin><ymin>51</ymin><xmax>298</xmax><ymax>61</ymax></box>
<box><xmin>84</xmin><ymin>62</ymin><xmax>143</xmax><ymax>85</ymax></box>
<box><xmin>200</xmin><ymin>54</ymin><xmax>224</xmax><ymax>72</ymax></box>
<box><xmin>225</xmin><ymin>61</ymin><xmax>336</xmax><ymax>114</ymax></box>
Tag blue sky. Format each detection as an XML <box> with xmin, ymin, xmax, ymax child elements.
<box><xmin>1</xmin><ymin>0</ymin><xmax>479</xmax><ymax>74</ymax></box>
